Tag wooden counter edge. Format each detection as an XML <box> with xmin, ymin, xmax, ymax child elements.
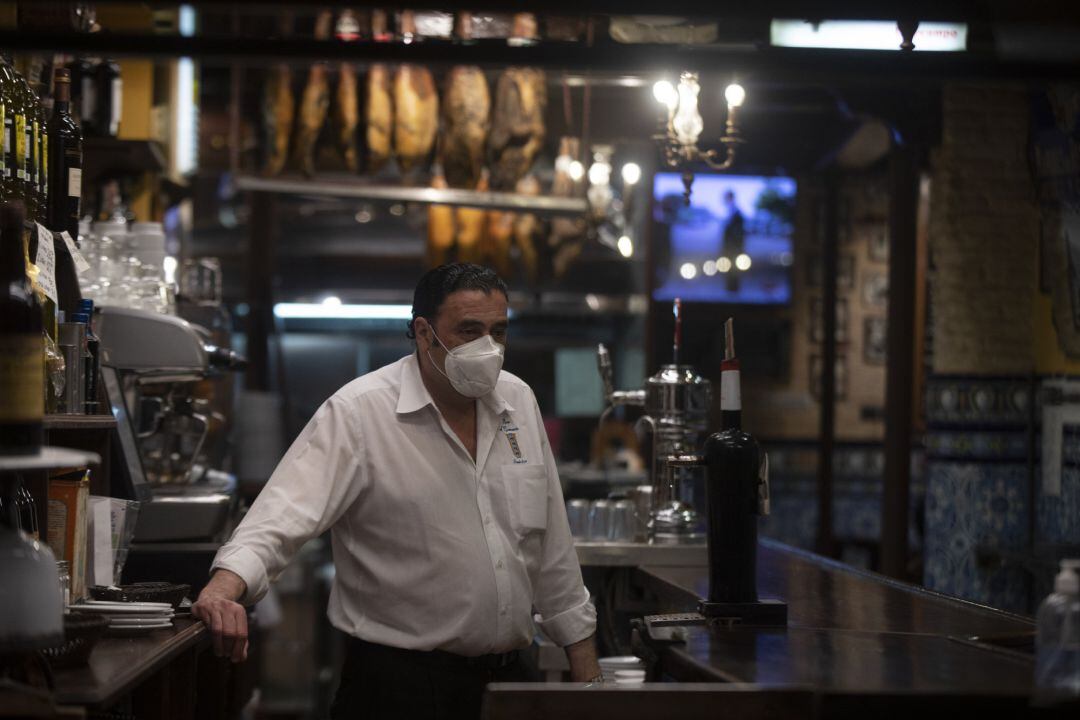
<box><xmin>54</xmin><ymin>618</ymin><xmax>209</xmax><ymax>708</ymax></box>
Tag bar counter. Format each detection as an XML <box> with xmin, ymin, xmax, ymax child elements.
<box><xmin>488</xmin><ymin>538</ymin><xmax>1079</xmax><ymax>720</ymax></box>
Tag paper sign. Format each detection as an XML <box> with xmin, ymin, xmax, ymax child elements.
<box><xmin>33</xmin><ymin>222</ymin><xmax>58</xmax><ymax>304</ymax></box>
<box><xmin>59</xmin><ymin>230</ymin><xmax>91</xmax><ymax>274</ymax></box>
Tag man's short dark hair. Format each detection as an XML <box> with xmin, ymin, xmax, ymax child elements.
<box><xmin>407</xmin><ymin>263</ymin><xmax>509</xmax><ymax>339</ymax></box>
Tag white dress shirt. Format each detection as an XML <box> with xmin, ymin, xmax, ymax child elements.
<box><xmin>212</xmin><ymin>353</ymin><xmax>596</xmax><ymax>656</ymax></box>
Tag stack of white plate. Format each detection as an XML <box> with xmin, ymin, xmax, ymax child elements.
<box><xmin>599</xmin><ymin>655</ymin><xmax>646</xmax><ymax>679</ymax></box>
<box><xmin>69</xmin><ymin>600</ymin><xmax>175</xmax><ymax>632</ymax></box>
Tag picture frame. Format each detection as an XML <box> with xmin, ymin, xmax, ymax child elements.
<box><xmin>810</xmin><ymin>354</ymin><xmax>848</xmax><ymax>401</ymax></box>
<box><xmin>862</xmin><ymin>274</ymin><xmax>888</xmax><ymax>308</ymax></box>
<box><xmin>863</xmin><ymin>317</ymin><xmax>888</xmax><ymax>365</ymax></box>
<box><xmin>810</xmin><ymin>297</ymin><xmax>848</xmax><ymax>343</ymax></box>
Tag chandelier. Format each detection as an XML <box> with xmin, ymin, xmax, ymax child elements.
<box><xmin>653</xmin><ymin>72</ymin><xmax>745</xmax><ymax>204</ymax></box>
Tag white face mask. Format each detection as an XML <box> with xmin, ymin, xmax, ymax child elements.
<box><xmin>427</xmin><ymin>328</ymin><xmax>505</xmax><ymax>398</ymax></box>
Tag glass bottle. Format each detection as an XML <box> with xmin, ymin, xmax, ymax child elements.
<box><xmin>47</xmin><ymin>68</ymin><xmax>82</xmax><ymax>244</ymax></box>
<box><xmin>35</xmin><ymin>82</ymin><xmax>48</xmax><ymax>225</ymax></box>
<box><xmin>0</xmin><ymin>56</ymin><xmax>23</xmax><ymax>203</ymax></box>
<box><xmin>0</xmin><ymin>200</ymin><xmax>43</xmax><ymax>454</ymax></box>
<box><xmin>96</xmin><ymin>58</ymin><xmax>121</xmax><ymax>138</ymax></box>
<box><xmin>16</xmin><ymin>70</ymin><xmax>37</xmax><ymax>218</ymax></box>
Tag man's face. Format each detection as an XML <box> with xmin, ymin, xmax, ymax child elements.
<box><xmin>417</xmin><ymin>289</ymin><xmax>509</xmax><ymax>363</ymax></box>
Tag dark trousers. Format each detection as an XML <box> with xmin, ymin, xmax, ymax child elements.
<box><xmin>330</xmin><ymin>636</ymin><xmax>526</xmax><ymax>720</ymax></box>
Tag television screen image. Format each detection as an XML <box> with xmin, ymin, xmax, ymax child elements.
<box><xmin>652</xmin><ymin>173</ymin><xmax>797</xmax><ymax>304</ymax></box>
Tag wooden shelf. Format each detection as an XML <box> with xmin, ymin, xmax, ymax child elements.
<box><xmin>43</xmin><ymin>414</ymin><xmax>118</xmax><ymax>431</ymax></box>
<box><xmin>235</xmin><ymin>174</ymin><xmax>589</xmax><ymax>217</ymax></box>
<box><xmin>0</xmin><ymin>446</ymin><xmax>101</xmax><ymax>472</ymax></box>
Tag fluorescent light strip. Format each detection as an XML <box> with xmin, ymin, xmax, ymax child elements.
<box><xmin>771</xmin><ymin>20</ymin><xmax>967</xmax><ymax>52</ymax></box>
<box><xmin>273</xmin><ymin>303</ymin><xmax>414</xmax><ymax>320</ymax></box>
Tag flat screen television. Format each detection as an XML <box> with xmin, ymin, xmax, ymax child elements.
<box><xmin>652</xmin><ymin>172</ymin><xmax>797</xmax><ymax>304</ymax></box>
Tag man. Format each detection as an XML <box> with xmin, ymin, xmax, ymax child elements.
<box><xmin>193</xmin><ymin>263</ymin><xmax>600</xmax><ymax>719</ymax></box>
<box><xmin>720</xmin><ymin>189</ymin><xmax>746</xmax><ymax>293</ymax></box>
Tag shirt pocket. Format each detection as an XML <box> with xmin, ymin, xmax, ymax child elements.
<box><xmin>503</xmin><ymin>463</ymin><xmax>548</xmax><ymax>535</ymax></box>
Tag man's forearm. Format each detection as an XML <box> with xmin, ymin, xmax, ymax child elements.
<box><xmin>564</xmin><ymin>634</ymin><xmax>601</xmax><ymax>682</ymax></box>
<box><xmin>203</xmin><ymin>568</ymin><xmax>248</xmax><ymax>603</ymax></box>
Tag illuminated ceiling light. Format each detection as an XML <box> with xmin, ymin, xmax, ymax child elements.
<box><xmin>717</xmin><ymin>257</ymin><xmax>733</xmax><ymax>273</ymax></box>
<box><xmin>655</xmin><ymin>71</ymin><xmax>744</xmax><ymax>204</ymax></box>
<box><xmin>588</xmin><ymin>160</ymin><xmax>611</xmax><ymax>186</ymax></box>
<box><xmin>274</xmin><ymin>303</ymin><xmax>413</xmax><ymax>320</ymax></box>
<box><xmin>585</xmin><ymin>293</ymin><xmax>601</xmax><ymax>311</ymax></box>
<box><xmin>724</xmin><ymin>83</ymin><xmax>746</xmax><ymax>108</ymax></box>
<box><xmin>621</xmin><ymin>162</ymin><xmax>642</xmax><ymax>186</ymax></box>
<box><xmin>617</xmin><ymin>235</ymin><xmax>633</xmax><ymax>258</ymax></box>
<box><xmin>389</xmin><ymin>203</ymin><xmax>406</xmax><ymax>216</ymax></box>
<box><xmin>652</xmin><ymin>80</ymin><xmax>677</xmax><ymax>111</ymax></box>
<box><xmin>769</xmin><ymin>19</ymin><xmax>968</xmax><ymax>52</ymax></box>
<box><xmin>679</xmin><ymin>262</ymin><xmax>698</xmax><ymax>280</ymax></box>
<box><xmin>735</xmin><ymin>253</ymin><xmax>752</xmax><ymax>271</ymax></box>
<box><xmin>322</xmin><ymin>295</ymin><xmax>342</xmax><ymax>307</ymax></box>
<box><xmin>703</xmin><ymin>259</ymin><xmax>718</xmax><ymax>276</ymax></box>
<box><xmin>568</xmin><ymin>160</ymin><xmax>585</xmax><ymax>182</ymax></box>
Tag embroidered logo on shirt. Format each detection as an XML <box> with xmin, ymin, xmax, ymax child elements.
<box><xmin>500</xmin><ymin>417</ymin><xmax>527</xmax><ymax>463</ymax></box>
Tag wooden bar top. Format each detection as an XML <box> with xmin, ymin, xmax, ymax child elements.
<box><xmin>52</xmin><ymin>617</ymin><xmax>208</xmax><ymax>708</ymax></box>
<box><xmin>637</xmin><ymin>539</ymin><xmax>1037</xmax><ymax>698</ymax></box>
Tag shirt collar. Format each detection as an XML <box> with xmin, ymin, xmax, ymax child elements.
<box><xmin>396</xmin><ymin>353</ymin><xmax>515</xmax><ymax>416</ymax></box>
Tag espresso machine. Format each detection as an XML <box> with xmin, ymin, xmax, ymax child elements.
<box><xmin>596</xmin><ymin>301</ymin><xmax>711</xmax><ymax>543</ymax></box>
<box><xmin>95</xmin><ymin>306</ymin><xmax>245</xmax><ymax>590</ymax></box>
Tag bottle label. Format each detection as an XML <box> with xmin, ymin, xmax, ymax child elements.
<box><xmin>68</xmin><ymin>166</ymin><xmax>81</xmax><ymax>198</ymax></box>
<box><xmin>60</xmin><ymin>230</ymin><xmax>90</xmax><ymax>274</ymax></box>
<box><xmin>720</xmin><ymin>368</ymin><xmax>741</xmax><ymax>412</ymax></box>
<box><xmin>2</xmin><ymin>114</ymin><xmax>10</xmax><ymax>177</ymax></box>
<box><xmin>40</xmin><ymin>132</ymin><xmax>47</xmax><ymax>192</ymax></box>
<box><xmin>0</xmin><ymin>334</ymin><xmax>45</xmax><ymax>421</ymax></box>
<box><xmin>0</xmin><ymin>102</ymin><xmax>5</xmax><ymax>175</ymax></box>
<box><xmin>31</xmin><ymin>119</ymin><xmax>39</xmax><ymax>186</ymax></box>
<box><xmin>110</xmin><ymin>77</ymin><xmax>123</xmax><ymax>135</ymax></box>
<box><xmin>14</xmin><ymin>112</ymin><xmax>25</xmax><ymax>179</ymax></box>
<box><xmin>81</xmin><ymin>76</ymin><xmax>96</xmax><ymax>122</ymax></box>
<box><xmin>34</xmin><ymin>223</ymin><xmax>58</xmax><ymax>305</ymax></box>
<box><xmin>23</xmin><ymin>117</ymin><xmax>31</xmax><ymax>181</ymax></box>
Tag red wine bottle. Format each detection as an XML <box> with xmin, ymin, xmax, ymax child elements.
<box><xmin>0</xmin><ymin>200</ymin><xmax>44</xmax><ymax>455</ymax></box>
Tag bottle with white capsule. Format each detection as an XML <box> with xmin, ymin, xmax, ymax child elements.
<box><xmin>1035</xmin><ymin>559</ymin><xmax>1080</xmax><ymax>705</ymax></box>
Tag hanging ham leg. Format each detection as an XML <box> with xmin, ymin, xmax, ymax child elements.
<box><xmin>291</xmin><ymin>10</ymin><xmax>333</xmax><ymax>177</ymax></box>
<box><xmin>394</xmin><ymin>64</ymin><xmax>438</xmax><ymax>174</ymax></box>
<box><xmin>487</xmin><ymin>68</ymin><xmax>546</xmax><ymax>191</ymax></box>
<box><xmin>366</xmin><ymin>64</ymin><xmax>393</xmax><ymax>172</ymax></box>
<box><xmin>442</xmin><ymin>66</ymin><xmax>490</xmax><ymax>189</ymax></box>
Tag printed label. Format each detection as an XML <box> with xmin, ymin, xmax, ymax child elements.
<box><xmin>0</xmin><ymin>103</ymin><xmax>5</xmax><ymax>174</ymax></box>
<box><xmin>40</xmin><ymin>133</ymin><xmax>47</xmax><ymax>190</ymax></box>
<box><xmin>2</xmin><ymin>116</ymin><xmax>10</xmax><ymax>177</ymax></box>
<box><xmin>14</xmin><ymin>113</ymin><xmax>25</xmax><ymax>179</ymax></box>
<box><xmin>68</xmin><ymin>167</ymin><xmax>81</xmax><ymax>198</ymax></box>
<box><xmin>80</xmin><ymin>77</ymin><xmax>96</xmax><ymax>121</ymax></box>
<box><xmin>720</xmin><ymin>369</ymin><xmax>742</xmax><ymax>412</ymax></box>
<box><xmin>34</xmin><ymin>223</ymin><xmax>57</xmax><ymax>305</ymax></box>
<box><xmin>60</xmin><ymin>231</ymin><xmax>90</xmax><ymax>274</ymax></box>
<box><xmin>0</xmin><ymin>334</ymin><xmax>45</xmax><ymax>421</ymax></box>
<box><xmin>111</xmin><ymin>78</ymin><xmax>123</xmax><ymax>134</ymax></box>
<box><xmin>31</xmin><ymin>119</ymin><xmax>39</xmax><ymax>186</ymax></box>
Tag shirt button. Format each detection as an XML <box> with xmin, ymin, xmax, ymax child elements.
<box><xmin>496</xmin><ymin>560</ymin><xmax>504</xmax><ymax>569</ymax></box>
<box><xmin>500</xmin><ymin>608</ymin><xmax>507</xmax><ymax>615</ymax></box>
<box><xmin>484</xmin><ymin>516</ymin><xmax>491</xmax><ymax>525</ymax></box>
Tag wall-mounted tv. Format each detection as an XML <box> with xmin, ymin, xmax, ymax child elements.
<box><xmin>652</xmin><ymin>173</ymin><xmax>797</xmax><ymax>305</ymax></box>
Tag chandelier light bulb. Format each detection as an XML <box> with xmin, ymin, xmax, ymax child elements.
<box><xmin>653</xmin><ymin>80</ymin><xmax>678</xmax><ymax>111</ymax></box>
<box><xmin>621</xmin><ymin>162</ymin><xmax>642</xmax><ymax>185</ymax></box>
<box><xmin>717</xmin><ymin>257</ymin><xmax>733</xmax><ymax>273</ymax></box>
<box><xmin>679</xmin><ymin>262</ymin><xmax>698</xmax><ymax>280</ymax></box>
<box><xmin>568</xmin><ymin>160</ymin><xmax>585</xmax><ymax>182</ymax></box>
<box><xmin>588</xmin><ymin>161</ymin><xmax>611</xmax><ymax>186</ymax></box>
<box><xmin>725</xmin><ymin>83</ymin><xmax>746</xmax><ymax>108</ymax></box>
<box><xmin>735</xmin><ymin>253</ymin><xmax>752</xmax><ymax>270</ymax></box>
<box><xmin>617</xmin><ymin>235</ymin><xmax>633</xmax><ymax>258</ymax></box>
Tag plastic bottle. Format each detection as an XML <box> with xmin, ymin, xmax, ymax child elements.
<box><xmin>1035</xmin><ymin>559</ymin><xmax>1080</xmax><ymax>704</ymax></box>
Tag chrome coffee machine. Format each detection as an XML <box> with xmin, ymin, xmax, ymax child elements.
<box><xmin>597</xmin><ymin>300</ymin><xmax>711</xmax><ymax>543</ymax></box>
<box><xmin>96</xmin><ymin>306</ymin><xmax>244</xmax><ymax>544</ymax></box>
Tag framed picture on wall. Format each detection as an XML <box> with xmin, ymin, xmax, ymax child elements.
<box><xmin>810</xmin><ymin>297</ymin><xmax>849</xmax><ymax>343</ymax></box>
<box><xmin>806</xmin><ymin>255</ymin><xmax>855</xmax><ymax>290</ymax></box>
<box><xmin>866</xmin><ymin>223</ymin><xmax>889</xmax><ymax>262</ymax></box>
<box><xmin>864</xmin><ymin>317</ymin><xmax>888</xmax><ymax>364</ymax></box>
<box><xmin>810</xmin><ymin>354</ymin><xmax>848</xmax><ymax>401</ymax></box>
<box><xmin>862</xmin><ymin>274</ymin><xmax>888</xmax><ymax>308</ymax></box>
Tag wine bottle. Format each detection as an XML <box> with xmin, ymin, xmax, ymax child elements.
<box><xmin>35</xmin><ymin>83</ymin><xmax>48</xmax><ymax>224</ymax></box>
<box><xmin>16</xmin><ymin>71</ymin><xmax>37</xmax><ymax>218</ymax></box>
<box><xmin>47</xmin><ymin>68</ymin><xmax>81</xmax><ymax>244</ymax></box>
<box><xmin>71</xmin><ymin>56</ymin><xmax>97</xmax><ymax>135</ymax></box>
<box><xmin>96</xmin><ymin>58</ymin><xmax>121</xmax><ymax>138</ymax></box>
<box><xmin>0</xmin><ymin>57</ymin><xmax>24</xmax><ymax>203</ymax></box>
<box><xmin>701</xmin><ymin>318</ymin><xmax>763</xmax><ymax>604</ymax></box>
<box><xmin>0</xmin><ymin>200</ymin><xmax>44</xmax><ymax>455</ymax></box>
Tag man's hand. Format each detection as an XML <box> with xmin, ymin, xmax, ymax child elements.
<box><xmin>192</xmin><ymin>568</ymin><xmax>249</xmax><ymax>663</ymax></box>
<box><xmin>564</xmin><ymin>634</ymin><xmax>602</xmax><ymax>682</ymax></box>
